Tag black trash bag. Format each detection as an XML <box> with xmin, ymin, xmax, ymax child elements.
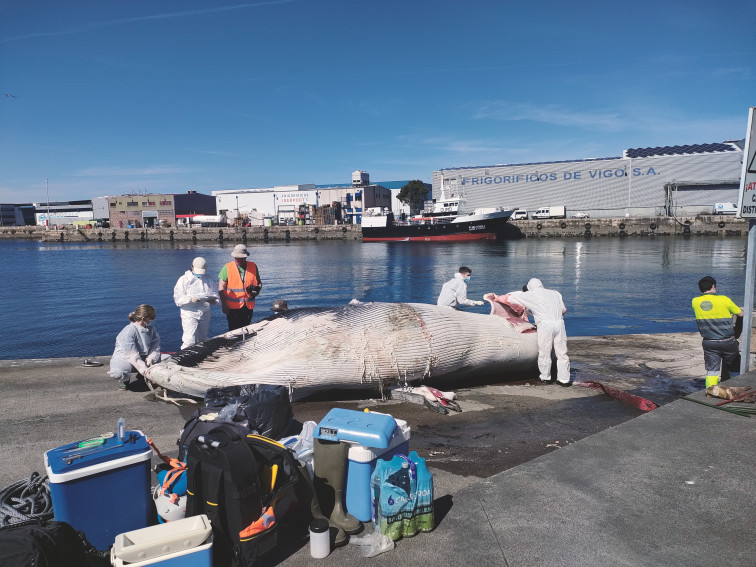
<box><xmin>204</xmin><ymin>384</ymin><xmax>258</xmax><ymax>408</ymax></box>
<box><xmin>202</xmin><ymin>384</ymin><xmax>294</xmax><ymax>440</ymax></box>
<box><xmin>240</xmin><ymin>385</ymin><xmax>295</xmax><ymax>439</ymax></box>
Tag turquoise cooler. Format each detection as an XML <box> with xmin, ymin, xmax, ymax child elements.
<box><xmin>314</xmin><ymin>409</ymin><xmax>411</xmax><ymax>522</ymax></box>
<box><xmin>44</xmin><ymin>430</ymin><xmax>153</xmax><ymax>550</ymax></box>
<box><xmin>111</xmin><ymin>515</ymin><xmax>213</xmax><ymax>567</ymax></box>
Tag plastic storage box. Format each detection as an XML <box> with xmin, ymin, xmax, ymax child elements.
<box><xmin>111</xmin><ymin>515</ymin><xmax>213</xmax><ymax>567</ymax></box>
<box><xmin>44</xmin><ymin>430</ymin><xmax>153</xmax><ymax>550</ymax></box>
<box><xmin>314</xmin><ymin>409</ymin><xmax>411</xmax><ymax>522</ymax></box>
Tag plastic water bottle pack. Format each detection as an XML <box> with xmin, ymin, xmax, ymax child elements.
<box><xmin>370</xmin><ymin>451</ymin><xmax>434</xmax><ymax>541</ymax></box>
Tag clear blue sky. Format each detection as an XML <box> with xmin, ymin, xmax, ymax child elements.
<box><xmin>1</xmin><ymin>0</ymin><xmax>754</xmax><ymax>204</ymax></box>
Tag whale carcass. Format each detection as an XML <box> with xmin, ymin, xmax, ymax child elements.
<box><xmin>145</xmin><ymin>299</ymin><xmax>538</xmax><ymax>401</ymax></box>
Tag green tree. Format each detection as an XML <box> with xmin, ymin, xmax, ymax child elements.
<box><xmin>396</xmin><ymin>180</ymin><xmax>429</xmax><ymax>214</ymax></box>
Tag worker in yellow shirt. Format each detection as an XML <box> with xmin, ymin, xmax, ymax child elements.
<box><xmin>691</xmin><ymin>276</ymin><xmax>743</xmax><ymax>387</ymax></box>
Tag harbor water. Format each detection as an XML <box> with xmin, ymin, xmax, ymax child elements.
<box><xmin>0</xmin><ymin>237</ymin><xmax>748</xmax><ymax>360</ymax></box>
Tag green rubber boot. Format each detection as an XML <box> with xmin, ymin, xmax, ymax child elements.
<box><xmin>313</xmin><ymin>438</ymin><xmax>362</xmax><ymax>535</ymax></box>
<box><xmin>295</xmin><ymin>462</ymin><xmax>347</xmax><ymax>547</ymax></box>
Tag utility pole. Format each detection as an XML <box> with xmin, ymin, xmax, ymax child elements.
<box><xmin>45</xmin><ymin>178</ymin><xmax>50</xmax><ymax>230</ymax></box>
<box><xmin>736</xmin><ymin>107</ymin><xmax>756</xmax><ymax>373</ymax></box>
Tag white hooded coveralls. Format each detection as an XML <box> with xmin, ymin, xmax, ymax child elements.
<box><xmin>173</xmin><ymin>271</ymin><xmax>219</xmax><ymax>349</ymax></box>
<box><xmin>108</xmin><ymin>323</ymin><xmax>161</xmax><ymax>385</ymax></box>
<box><xmin>510</xmin><ymin>278</ymin><xmax>570</xmax><ymax>383</ymax></box>
<box><xmin>437</xmin><ymin>273</ymin><xmax>477</xmax><ymax>309</ymax></box>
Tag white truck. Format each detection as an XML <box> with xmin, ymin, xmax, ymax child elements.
<box><xmin>533</xmin><ymin>206</ymin><xmax>566</xmax><ymax>219</ymax></box>
<box><xmin>187</xmin><ymin>214</ymin><xmax>228</xmax><ymax>227</ymax></box>
<box><xmin>712</xmin><ymin>202</ymin><xmax>737</xmax><ymax>215</ymax></box>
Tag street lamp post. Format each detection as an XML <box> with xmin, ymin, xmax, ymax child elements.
<box><xmin>45</xmin><ymin>179</ymin><xmax>50</xmax><ymax>230</ymax></box>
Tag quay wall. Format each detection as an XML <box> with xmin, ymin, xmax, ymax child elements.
<box><xmin>508</xmin><ymin>215</ymin><xmax>747</xmax><ymax>238</ymax></box>
<box><xmin>0</xmin><ymin>224</ymin><xmax>363</xmax><ymax>243</ymax></box>
<box><xmin>0</xmin><ymin>216</ymin><xmax>748</xmax><ymax>242</ymax></box>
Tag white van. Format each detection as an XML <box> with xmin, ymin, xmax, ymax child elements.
<box><xmin>533</xmin><ymin>206</ymin><xmax>566</xmax><ymax>219</ymax></box>
<box><xmin>712</xmin><ymin>203</ymin><xmax>737</xmax><ymax>215</ymax></box>
<box><xmin>511</xmin><ymin>209</ymin><xmax>528</xmax><ymax>220</ymax></box>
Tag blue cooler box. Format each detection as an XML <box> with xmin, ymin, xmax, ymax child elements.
<box><xmin>44</xmin><ymin>430</ymin><xmax>153</xmax><ymax>550</ymax></box>
<box><xmin>314</xmin><ymin>409</ymin><xmax>411</xmax><ymax>522</ymax></box>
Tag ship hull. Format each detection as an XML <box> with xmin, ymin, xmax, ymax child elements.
<box><xmin>362</xmin><ymin>213</ymin><xmax>511</xmax><ymax>242</ymax></box>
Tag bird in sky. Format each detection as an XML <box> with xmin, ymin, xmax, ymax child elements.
<box><xmin>4</xmin><ymin>93</ymin><xmax>17</xmax><ymax>98</ymax></box>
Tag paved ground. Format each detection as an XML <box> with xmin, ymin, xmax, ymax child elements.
<box><xmin>1</xmin><ymin>332</ymin><xmax>754</xmax><ymax>565</ymax></box>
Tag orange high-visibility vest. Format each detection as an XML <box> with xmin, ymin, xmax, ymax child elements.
<box><xmin>224</xmin><ymin>260</ymin><xmax>258</xmax><ymax>310</ymax></box>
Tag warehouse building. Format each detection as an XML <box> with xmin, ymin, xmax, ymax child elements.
<box><xmin>213</xmin><ymin>172</ymin><xmax>394</xmax><ymax>225</ymax></box>
<box><xmin>432</xmin><ymin>141</ymin><xmax>744</xmax><ymax>218</ymax></box>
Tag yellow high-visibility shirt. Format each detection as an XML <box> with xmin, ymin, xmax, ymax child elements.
<box><xmin>691</xmin><ymin>293</ymin><xmax>741</xmax><ymax>340</ymax></box>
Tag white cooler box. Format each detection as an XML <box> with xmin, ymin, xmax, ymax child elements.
<box><xmin>110</xmin><ymin>514</ymin><xmax>213</xmax><ymax>567</ymax></box>
<box><xmin>345</xmin><ymin>419</ymin><xmax>411</xmax><ymax>522</ymax></box>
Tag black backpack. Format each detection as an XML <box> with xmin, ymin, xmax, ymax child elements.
<box><xmin>185</xmin><ymin>424</ymin><xmax>301</xmax><ymax>567</ymax></box>
<box><xmin>0</xmin><ymin>520</ymin><xmax>88</xmax><ymax>567</ymax></box>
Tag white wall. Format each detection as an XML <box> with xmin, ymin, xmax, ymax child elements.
<box><xmin>432</xmin><ymin>147</ymin><xmax>743</xmax><ymax>217</ymax></box>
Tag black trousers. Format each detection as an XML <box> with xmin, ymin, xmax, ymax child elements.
<box><xmin>702</xmin><ymin>337</ymin><xmax>740</xmax><ymax>380</ymax></box>
<box><xmin>226</xmin><ymin>306</ymin><xmax>253</xmax><ymax>331</ymax></box>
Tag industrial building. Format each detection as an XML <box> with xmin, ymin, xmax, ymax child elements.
<box><xmin>93</xmin><ymin>191</ymin><xmax>215</xmax><ymax>228</ymax></box>
<box><xmin>34</xmin><ymin>200</ymin><xmax>96</xmax><ymax>227</ymax></box>
<box><xmin>0</xmin><ymin>203</ymin><xmax>35</xmax><ymax>226</ymax></box>
<box><xmin>432</xmin><ymin>141</ymin><xmax>744</xmax><ymax>218</ymax></box>
<box><xmin>213</xmin><ymin>172</ymin><xmax>395</xmax><ymax>225</ymax></box>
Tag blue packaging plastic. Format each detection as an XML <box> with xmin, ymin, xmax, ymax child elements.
<box><xmin>44</xmin><ymin>430</ymin><xmax>153</xmax><ymax>550</ymax></box>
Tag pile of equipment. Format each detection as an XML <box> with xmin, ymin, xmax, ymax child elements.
<box><xmin>0</xmin><ymin>387</ymin><xmax>436</xmax><ymax>566</ymax></box>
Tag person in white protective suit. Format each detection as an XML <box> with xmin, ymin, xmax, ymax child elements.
<box><xmin>173</xmin><ymin>257</ymin><xmax>219</xmax><ymax>349</ymax></box>
<box><xmin>108</xmin><ymin>304</ymin><xmax>163</xmax><ymax>390</ymax></box>
<box><xmin>437</xmin><ymin>266</ymin><xmax>485</xmax><ymax>309</ymax></box>
<box><xmin>509</xmin><ymin>278</ymin><xmax>571</xmax><ymax>386</ymax></box>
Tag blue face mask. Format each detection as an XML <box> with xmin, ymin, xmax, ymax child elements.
<box><xmin>192</xmin><ymin>272</ymin><xmax>202</xmax><ymax>278</ymax></box>
<box><xmin>464</xmin><ymin>276</ymin><xmax>471</xmax><ymax>283</ymax></box>
<box><xmin>145</xmin><ymin>320</ymin><xmax>154</xmax><ymax>327</ymax></box>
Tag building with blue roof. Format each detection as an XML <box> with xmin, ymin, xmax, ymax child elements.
<box><xmin>433</xmin><ymin>141</ymin><xmax>744</xmax><ymax>218</ymax></box>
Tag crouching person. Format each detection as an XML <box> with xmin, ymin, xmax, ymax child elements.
<box><xmin>108</xmin><ymin>304</ymin><xmax>162</xmax><ymax>390</ymax></box>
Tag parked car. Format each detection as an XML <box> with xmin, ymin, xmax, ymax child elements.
<box><xmin>572</xmin><ymin>212</ymin><xmax>590</xmax><ymax>219</ymax></box>
<box><xmin>511</xmin><ymin>209</ymin><xmax>528</xmax><ymax>220</ymax></box>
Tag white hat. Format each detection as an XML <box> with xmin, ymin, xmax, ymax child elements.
<box><xmin>231</xmin><ymin>244</ymin><xmax>249</xmax><ymax>258</ymax></box>
<box><xmin>192</xmin><ymin>257</ymin><xmax>207</xmax><ymax>274</ymax></box>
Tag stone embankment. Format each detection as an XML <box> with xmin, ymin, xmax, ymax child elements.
<box><xmin>509</xmin><ymin>214</ymin><xmax>747</xmax><ymax>238</ymax></box>
<box><xmin>0</xmin><ymin>224</ymin><xmax>363</xmax><ymax>243</ymax></box>
<box><xmin>0</xmin><ymin>215</ymin><xmax>748</xmax><ymax>242</ymax></box>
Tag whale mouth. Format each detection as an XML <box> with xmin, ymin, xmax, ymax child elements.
<box><xmin>485</xmin><ymin>294</ymin><xmax>536</xmax><ymax>334</ymax></box>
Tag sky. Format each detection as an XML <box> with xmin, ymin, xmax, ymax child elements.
<box><xmin>1</xmin><ymin>0</ymin><xmax>755</xmax><ymax>204</ymax></box>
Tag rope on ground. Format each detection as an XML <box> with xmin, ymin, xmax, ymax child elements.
<box><xmin>145</xmin><ymin>379</ymin><xmax>198</xmax><ymax>406</ymax></box>
<box><xmin>0</xmin><ymin>472</ymin><xmax>53</xmax><ymax>526</ymax></box>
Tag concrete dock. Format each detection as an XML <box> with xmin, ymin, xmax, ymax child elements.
<box><xmin>1</xmin><ymin>332</ymin><xmax>754</xmax><ymax>566</ymax></box>
<box><xmin>0</xmin><ymin>215</ymin><xmax>748</xmax><ymax>243</ymax></box>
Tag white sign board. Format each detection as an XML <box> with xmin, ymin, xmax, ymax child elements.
<box><xmin>737</xmin><ymin>107</ymin><xmax>756</xmax><ymax>218</ymax></box>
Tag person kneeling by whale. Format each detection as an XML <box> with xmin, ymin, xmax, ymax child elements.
<box><xmin>108</xmin><ymin>304</ymin><xmax>164</xmax><ymax>390</ymax></box>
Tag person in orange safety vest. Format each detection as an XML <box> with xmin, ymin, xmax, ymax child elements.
<box><xmin>218</xmin><ymin>244</ymin><xmax>262</xmax><ymax>331</ymax></box>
